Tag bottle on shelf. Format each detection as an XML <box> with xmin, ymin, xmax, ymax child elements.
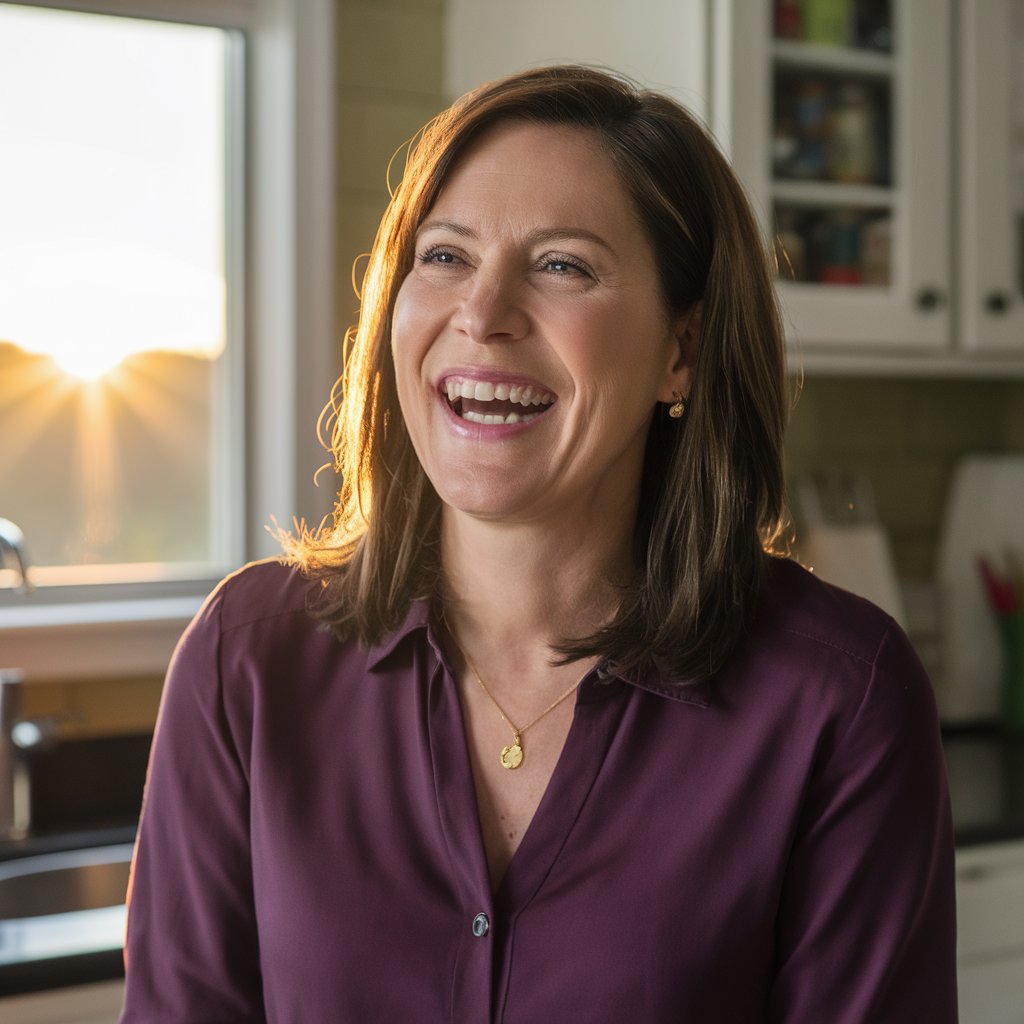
<box><xmin>817</xmin><ymin>210</ymin><xmax>862</xmax><ymax>285</ymax></box>
<box><xmin>791</xmin><ymin>78</ymin><xmax>829</xmax><ymax>180</ymax></box>
<box><xmin>860</xmin><ymin>216</ymin><xmax>891</xmax><ymax>286</ymax></box>
<box><xmin>827</xmin><ymin>82</ymin><xmax>877</xmax><ymax>184</ymax></box>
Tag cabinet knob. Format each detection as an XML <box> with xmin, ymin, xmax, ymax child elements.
<box><xmin>985</xmin><ymin>292</ymin><xmax>1010</xmax><ymax>315</ymax></box>
<box><xmin>915</xmin><ymin>287</ymin><xmax>945</xmax><ymax>311</ymax></box>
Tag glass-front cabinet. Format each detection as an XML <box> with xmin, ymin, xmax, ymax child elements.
<box><xmin>770</xmin><ymin>1</ymin><xmax>895</xmax><ymax>286</ymax></box>
<box><xmin>723</xmin><ymin>0</ymin><xmax>952</xmax><ymax>352</ymax></box>
<box><xmin>723</xmin><ymin>0</ymin><xmax>1024</xmax><ymax>362</ymax></box>
<box><xmin>959</xmin><ymin>0</ymin><xmax>1024</xmax><ymax>354</ymax></box>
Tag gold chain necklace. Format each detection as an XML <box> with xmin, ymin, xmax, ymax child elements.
<box><xmin>460</xmin><ymin>647</ymin><xmax>591</xmax><ymax>770</ymax></box>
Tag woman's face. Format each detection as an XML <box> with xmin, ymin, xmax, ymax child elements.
<box><xmin>391</xmin><ymin>120</ymin><xmax>693</xmax><ymax>533</ymax></box>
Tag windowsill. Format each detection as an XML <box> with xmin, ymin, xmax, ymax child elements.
<box><xmin>0</xmin><ymin>594</ymin><xmax>204</xmax><ymax>681</ymax></box>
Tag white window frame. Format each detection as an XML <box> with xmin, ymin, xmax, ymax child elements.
<box><xmin>0</xmin><ymin>0</ymin><xmax>336</xmax><ymax>679</ymax></box>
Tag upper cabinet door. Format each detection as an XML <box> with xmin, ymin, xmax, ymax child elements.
<box><xmin>958</xmin><ymin>1</ymin><xmax>1024</xmax><ymax>355</ymax></box>
<box><xmin>721</xmin><ymin>0</ymin><xmax>952</xmax><ymax>353</ymax></box>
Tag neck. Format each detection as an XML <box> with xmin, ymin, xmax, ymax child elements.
<box><xmin>438</xmin><ymin>508</ymin><xmax>634</xmax><ymax>676</ymax></box>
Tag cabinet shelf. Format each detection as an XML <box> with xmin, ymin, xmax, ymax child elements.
<box><xmin>772</xmin><ymin>39</ymin><xmax>895</xmax><ymax>78</ymax></box>
<box><xmin>772</xmin><ymin>180</ymin><xmax>895</xmax><ymax>210</ymax></box>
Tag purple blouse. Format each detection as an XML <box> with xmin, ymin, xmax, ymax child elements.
<box><xmin>120</xmin><ymin>557</ymin><xmax>957</xmax><ymax>1022</ymax></box>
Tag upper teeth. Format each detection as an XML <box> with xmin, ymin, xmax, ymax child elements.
<box><xmin>443</xmin><ymin>378</ymin><xmax>555</xmax><ymax>407</ymax></box>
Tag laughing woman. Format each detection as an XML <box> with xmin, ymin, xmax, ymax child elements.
<box><xmin>121</xmin><ymin>66</ymin><xmax>956</xmax><ymax>1023</ymax></box>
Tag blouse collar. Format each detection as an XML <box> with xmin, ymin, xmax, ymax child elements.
<box><xmin>366</xmin><ymin>598</ymin><xmax>710</xmax><ymax>709</ymax></box>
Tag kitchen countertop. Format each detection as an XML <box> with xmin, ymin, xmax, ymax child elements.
<box><xmin>943</xmin><ymin>726</ymin><xmax>1024</xmax><ymax>847</ymax></box>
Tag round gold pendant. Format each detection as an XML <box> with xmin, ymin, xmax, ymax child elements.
<box><xmin>500</xmin><ymin>742</ymin><xmax>524</xmax><ymax>770</ymax></box>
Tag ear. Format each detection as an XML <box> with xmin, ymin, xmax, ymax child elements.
<box><xmin>657</xmin><ymin>301</ymin><xmax>701</xmax><ymax>404</ymax></box>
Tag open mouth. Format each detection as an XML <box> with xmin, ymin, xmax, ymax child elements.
<box><xmin>443</xmin><ymin>377</ymin><xmax>555</xmax><ymax>425</ymax></box>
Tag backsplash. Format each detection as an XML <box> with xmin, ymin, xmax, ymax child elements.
<box><xmin>20</xmin><ymin>676</ymin><xmax>162</xmax><ymax>739</ymax></box>
<box><xmin>786</xmin><ymin>376</ymin><xmax>1024</xmax><ymax>580</ymax></box>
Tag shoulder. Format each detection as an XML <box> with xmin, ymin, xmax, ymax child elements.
<box><xmin>209</xmin><ymin>557</ymin><xmax>314</xmax><ymax>633</ymax></box>
<box><xmin>734</xmin><ymin>557</ymin><xmax>935</xmax><ymax>731</ymax></box>
<box><xmin>173</xmin><ymin>558</ymin><xmax>322</xmax><ymax>663</ymax></box>
<box><xmin>166</xmin><ymin>560</ymin><xmax>366</xmax><ymax>724</ymax></box>
<box><xmin>757</xmin><ymin>555</ymin><xmax>897</xmax><ymax>667</ymax></box>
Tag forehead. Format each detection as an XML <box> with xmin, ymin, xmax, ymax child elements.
<box><xmin>425</xmin><ymin>120</ymin><xmax>644</xmax><ymax>238</ymax></box>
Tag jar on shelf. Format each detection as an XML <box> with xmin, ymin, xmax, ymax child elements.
<box><xmin>860</xmin><ymin>216</ymin><xmax>892</xmax><ymax>286</ymax></box>
<box><xmin>802</xmin><ymin>0</ymin><xmax>852</xmax><ymax>47</ymax></box>
<box><xmin>792</xmin><ymin>78</ymin><xmax>829</xmax><ymax>179</ymax></box>
<box><xmin>818</xmin><ymin>211</ymin><xmax>863</xmax><ymax>285</ymax></box>
<box><xmin>827</xmin><ymin>82</ymin><xmax>877</xmax><ymax>184</ymax></box>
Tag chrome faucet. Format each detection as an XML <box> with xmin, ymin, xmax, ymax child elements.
<box><xmin>1</xmin><ymin>519</ymin><xmax>35</xmax><ymax>839</ymax></box>
<box><xmin>0</xmin><ymin>517</ymin><xmax>34</xmax><ymax>594</ymax></box>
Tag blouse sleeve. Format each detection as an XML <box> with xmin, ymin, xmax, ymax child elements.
<box><xmin>768</xmin><ymin>622</ymin><xmax>958</xmax><ymax>1023</ymax></box>
<box><xmin>120</xmin><ymin>585</ymin><xmax>266</xmax><ymax>1022</ymax></box>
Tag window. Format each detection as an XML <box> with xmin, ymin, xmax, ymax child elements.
<box><xmin>0</xmin><ymin>0</ymin><xmax>336</xmax><ymax>678</ymax></box>
<box><xmin>0</xmin><ymin>3</ymin><xmax>242</xmax><ymax>586</ymax></box>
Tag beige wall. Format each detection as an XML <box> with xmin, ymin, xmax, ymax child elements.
<box><xmin>334</xmin><ymin>0</ymin><xmax>448</xmax><ymax>344</ymax></box>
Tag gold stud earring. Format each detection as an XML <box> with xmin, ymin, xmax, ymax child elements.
<box><xmin>668</xmin><ymin>392</ymin><xmax>687</xmax><ymax>419</ymax></box>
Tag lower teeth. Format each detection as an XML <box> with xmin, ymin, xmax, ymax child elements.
<box><xmin>462</xmin><ymin>409</ymin><xmax>537</xmax><ymax>425</ymax></box>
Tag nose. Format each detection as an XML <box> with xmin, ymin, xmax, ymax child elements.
<box><xmin>452</xmin><ymin>266</ymin><xmax>529</xmax><ymax>345</ymax></box>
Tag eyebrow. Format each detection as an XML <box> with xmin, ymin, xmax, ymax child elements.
<box><xmin>417</xmin><ymin>219</ymin><xmax>615</xmax><ymax>254</ymax></box>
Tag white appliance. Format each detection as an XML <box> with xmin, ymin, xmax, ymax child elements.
<box><xmin>792</xmin><ymin>475</ymin><xmax>907</xmax><ymax>629</ymax></box>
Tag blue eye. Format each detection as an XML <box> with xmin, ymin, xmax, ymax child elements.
<box><xmin>419</xmin><ymin>246</ymin><xmax>460</xmax><ymax>266</ymax></box>
<box><xmin>540</xmin><ymin>255</ymin><xmax>589</xmax><ymax>277</ymax></box>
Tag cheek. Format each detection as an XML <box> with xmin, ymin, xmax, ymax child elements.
<box><xmin>391</xmin><ymin>277</ymin><xmax>444</xmax><ymax>374</ymax></box>
<box><xmin>563</xmin><ymin>307</ymin><xmax>661</xmax><ymax>380</ymax></box>
<box><xmin>390</xmin><ymin>288</ymin><xmax>423</xmax><ymax>392</ymax></box>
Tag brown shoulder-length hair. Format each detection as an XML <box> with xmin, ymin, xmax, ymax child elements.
<box><xmin>286</xmin><ymin>64</ymin><xmax>788</xmax><ymax>680</ymax></box>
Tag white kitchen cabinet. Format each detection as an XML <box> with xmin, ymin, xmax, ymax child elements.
<box><xmin>719</xmin><ymin>0</ymin><xmax>1024</xmax><ymax>369</ymax></box>
<box><xmin>957</xmin><ymin>840</ymin><xmax>1024</xmax><ymax>1024</ymax></box>
<box><xmin>720</xmin><ymin>0</ymin><xmax>952</xmax><ymax>354</ymax></box>
<box><xmin>958</xmin><ymin>1</ymin><xmax>1024</xmax><ymax>355</ymax></box>
<box><xmin>720</xmin><ymin>0</ymin><xmax>950</xmax><ymax>360</ymax></box>
<box><xmin>0</xmin><ymin>979</ymin><xmax>124</xmax><ymax>1024</ymax></box>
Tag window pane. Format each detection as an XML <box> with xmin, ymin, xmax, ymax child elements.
<box><xmin>0</xmin><ymin>4</ymin><xmax>238</xmax><ymax>584</ymax></box>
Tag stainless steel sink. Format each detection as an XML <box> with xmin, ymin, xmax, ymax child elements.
<box><xmin>0</xmin><ymin>842</ymin><xmax>133</xmax><ymax>967</ymax></box>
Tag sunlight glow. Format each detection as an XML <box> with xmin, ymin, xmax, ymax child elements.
<box><xmin>48</xmin><ymin>350</ymin><xmax>124</xmax><ymax>384</ymax></box>
<box><xmin>0</xmin><ymin>239</ymin><xmax>225</xmax><ymax>382</ymax></box>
